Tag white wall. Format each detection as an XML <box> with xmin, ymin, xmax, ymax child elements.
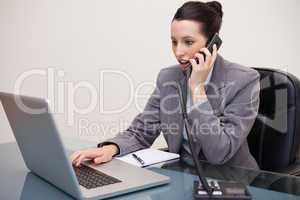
<box><xmin>0</xmin><ymin>0</ymin><xmax>299</xmax><ymax>147</ymax></box>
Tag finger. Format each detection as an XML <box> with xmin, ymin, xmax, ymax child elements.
<box><xmin>200</xmin><ymin>47</ymin><xmax>212</xmax><ymax>57</ymax></box>
<box><xmin>76</xmin><ymin>154</ymin><xmax>86</xmax><ymax>167</ymax></box>
<box><xmin>93</xmin><ymin>156</ymin><xmax>106</xmax><ymax>165</ymax></box>
<box><xmin>189</xmin><ymin>58</ymin><xmax>198</xmax><ymax>71</ymax></box>
<box><xmin>72</xmin><ymin>155</ymin><xmax>81</xmax><ymax>165</ymax></box>
<box><xmin>194</xmin><ymin>53</ymin><xmax>205</xmax><ymax>65</ymax></box>
<box><xmin>70</xmin><ymin>152</ymin><xmax>81</xmax><ymax>163</ymax></box>
<box><xmin>199</xmin><ymin>48</ymin><xmax>212</xmax><ymax>64</ymax></box>
<box><xmin>210</xmin><ymin>44</ymin><xmax>218</xmax><ymax>65</ymax></box>
<box><xmin>71</xmin><ymin>154</ymin><xmax>82</xmax><ymax>166</ymax></box>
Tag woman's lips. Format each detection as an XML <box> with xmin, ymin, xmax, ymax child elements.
<box><xmin>178</xmin><ymin>60</ymin><xmax>190</xmax><ymax>69</ymax></box>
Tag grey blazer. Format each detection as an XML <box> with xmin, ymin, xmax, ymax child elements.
<box><xmin>99</xmin><ymin>55</ymin><xmax>260</xmax><ymax>170</ymax></box>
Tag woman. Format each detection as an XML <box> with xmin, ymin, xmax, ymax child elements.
<box><xmin>71</xmin><ymin>1</ymin><xmax>260</xmax><ymax>170</ymax></box>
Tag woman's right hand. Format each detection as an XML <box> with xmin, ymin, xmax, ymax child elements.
<box><xmin>70</xmin><ymin>144</ymin><xmax>119</xmax><ymax>167</ymax></box>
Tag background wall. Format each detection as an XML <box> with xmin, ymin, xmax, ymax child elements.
<box><xmin>0</xmin><ymin>0</ymin><xmax>299</xmax><ymax>147</ymax></box>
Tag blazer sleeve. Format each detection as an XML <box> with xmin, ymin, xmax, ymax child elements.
<box><xmin>98</xmin><ymin>71</ymin><xmax>162</xmax><ymax>156</ymax></box>
<box><xmin>188</xmin><ymin>69</ymin><xmax>260</xmax><ymax>164</ymax></box>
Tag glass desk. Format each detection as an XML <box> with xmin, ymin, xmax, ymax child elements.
<box><xmin>1</xmin><ymin>138</ymin><xmax>300</xmax><ymax>200</ymax></box>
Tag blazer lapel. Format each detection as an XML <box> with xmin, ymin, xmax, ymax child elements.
<box><xmin>166</xmin><ymin>56</ymin><xmax>227</xmax><ymax>153</ymax></box>
<box><xmin>205</xmin><ymin>55</ymin><xmax>227</xmax><ymax>113</ymax></box>
<box><xmin>163</xmin><ymin>74</ymin><xmax>185</xmax><ymax>153</ymax></box>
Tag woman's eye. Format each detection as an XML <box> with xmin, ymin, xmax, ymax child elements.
<box><xmin>185</xmin><ymin>41</ymin><xmax>194</xmax><ymax>46</ymax></box>
<box><xmin>172</xmin><ymin>40</ymin><xmax>177</xmax><ymax>46</ymax></box>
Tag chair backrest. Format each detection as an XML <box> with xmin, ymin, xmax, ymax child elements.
<box><xmin>248</xmin><ymin>68</ymin><xmax>300</xmax><ymax>171</ymax></box>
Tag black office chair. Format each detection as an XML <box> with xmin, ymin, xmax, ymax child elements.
<box><xmin>248</xmin><ymin>67</ymin><xmax>300</xmax><ymax>176</ymax></box>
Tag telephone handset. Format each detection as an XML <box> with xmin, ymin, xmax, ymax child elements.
<box><xmin>187</xmin><ymin>33</ymin><xmax>222</xmax><ymax>77</ymax></box>
<box><xmin>195</xmin><ymin>33</ymin><xmax>222</xmax><ymax>64</ymax></box>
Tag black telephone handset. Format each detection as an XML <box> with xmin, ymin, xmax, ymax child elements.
<box><xmin>187</xmin><ymin>33</ymin><xmax>222</xmax><ymax>77</ymax></box>
<box><xmin>196</xmin><ymin>33</ymin><xmax>222</xmax><ymax>64</ymax></box>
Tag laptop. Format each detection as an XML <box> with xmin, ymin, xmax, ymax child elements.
<box><xmin>0</xmin><ymin>92</ymin><xmax>170</xmax><ymax>200</ymax></box>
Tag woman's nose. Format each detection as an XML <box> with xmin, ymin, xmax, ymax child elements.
<box><xmin>175</xmin><ymin>45</ymin><xmax>185</xmax><ymax>57</ymax></box>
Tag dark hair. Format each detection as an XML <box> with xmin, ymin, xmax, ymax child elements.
<box><xmin>173</xmin><ymin>1</ymin><xmax>223</xmax><ymax>40</ymax></box>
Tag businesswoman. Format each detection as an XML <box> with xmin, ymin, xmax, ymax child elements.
<box><xmin>71</xmin><ymin>1</ymin><xmax>260</xmax><ymax>169</ymax></box>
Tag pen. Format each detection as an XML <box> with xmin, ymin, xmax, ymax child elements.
<box><xmin>132</xmin><ymin>153</ymin><xmax>145</xmax><ymax>166</ymax></box>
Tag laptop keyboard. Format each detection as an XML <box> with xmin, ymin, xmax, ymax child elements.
<box><xmin>73</xmin><ymin>165</ymin><xmax>122</xmax><ymax>189</ymax></box>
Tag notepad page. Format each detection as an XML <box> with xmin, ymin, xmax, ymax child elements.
<box><xmin>115</xmin><ymin>148</ymin><xmax>180</xmax><ymax>167</ymax></box>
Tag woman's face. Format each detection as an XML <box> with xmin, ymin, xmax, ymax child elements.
<box><xmin>171</xmin><ymin>20</ymin><xmax>208</xmax><ymax>71</ymax></box>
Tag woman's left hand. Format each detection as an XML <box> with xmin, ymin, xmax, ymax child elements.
<box><xmin>188</xmin><ymin>44</ymin><xmax>218</xmax><ymax>93</ymax></box>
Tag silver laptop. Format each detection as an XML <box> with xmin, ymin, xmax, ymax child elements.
<box><xmin>0</xmin><ymin>92</ymin><xmax>170</xmax><ymax>200</ymax></box>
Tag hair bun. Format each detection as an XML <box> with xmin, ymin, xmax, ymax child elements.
<box><xmin>206</xmin><ymin>1</ymin><xmax>223</xmax><ymax>18</ymax></box>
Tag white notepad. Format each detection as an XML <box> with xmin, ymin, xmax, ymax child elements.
<box><xmin>116</xmin><ymin>148</ymin><xmax>180</xmax><ymax>168</ymax></box>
